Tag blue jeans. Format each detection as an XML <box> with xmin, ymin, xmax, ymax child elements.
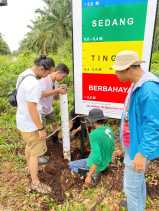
<box><xmin>69</xmin><ymin>159</ymin><xmax>99</xmax><ymax>183</ymax></box>
<box><xmin>124</xmin><ymin>152</ymin><xmax>146</xmax><ymax>211</ymax></box>
<box><xmin>69</xmin><ymin>159</ymin><xmax>89</xmax><ymax>173</ymax></box>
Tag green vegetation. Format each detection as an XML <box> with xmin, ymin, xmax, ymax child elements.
<box><xmin>0</xmin><ymin>0</ymin><xmax>159</xmax><ymax>210</ymax></box>
<box><xmin>0</xmin><ymin>33</ymin><xmax>10</xmax><ymax>55</ymax></box>
<box><xmin>151</xmin><ymin>51</ymin><xmax>159</xmax><ymax>75</ymax></box>
<box><xmin>19</xmin><ymin>0</ymin><xmax>72</xmax><ymax>54</ymax></box>
<box><xmin>0</xmin><ymin>41</ymin><xmax>73</xmax><ymax>127</ymax></box>
<box><xmin>153</xmin><ymin>4</ymin><xmax>159</xmax><ymax>52</ymax></box>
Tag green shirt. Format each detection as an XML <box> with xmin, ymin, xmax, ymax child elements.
<box><xmin>87</xmin><ymin>125</ymin><xmax>115</xmax><ymax>173</ymax></box>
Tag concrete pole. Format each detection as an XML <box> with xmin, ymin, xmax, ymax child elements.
<box><xmin>59</xmin><ymin>85</ymin><xmax>71</xmax><ymax>161</ymax></box>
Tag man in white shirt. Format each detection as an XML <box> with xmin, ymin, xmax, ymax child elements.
<box><xmin>16</xmin><ymin>55</ymin><xmax>54</xmax><ymax>194</ymax></box>
<box><xmin>39</xmin><ymin>63</ymin><xmax>69</xmax><ymax>127</ymax></box>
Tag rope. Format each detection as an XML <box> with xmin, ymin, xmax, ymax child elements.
<box><xmin>46</xmin><ymin>114</ymin><xmax>81</xmax><ymax>139</ymax></box>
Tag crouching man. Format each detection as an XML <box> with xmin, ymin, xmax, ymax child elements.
<box><xmin>69</xmin><ymin>109</ymin><xmax>115</xmax><ymax>186</ymax></box>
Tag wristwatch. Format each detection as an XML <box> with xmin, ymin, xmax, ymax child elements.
<box><xmin>38</xmin><ymin>126</ymin><xmax>45</xmax><ymax>131</ymax></box>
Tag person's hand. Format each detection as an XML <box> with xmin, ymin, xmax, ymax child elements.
<box><xmin>57</xmin><ymin>87</ymin><xmax>66</xmax><ymax>95</ymax></box>
<box><xmin>113</xmin><ymin>149</ymin><xmax>123</xmax><ymax>157</ymax></box>
<box><xmin>70</xmin><ymin>129</ymin><xmax>77</xmax><ymax>138</ymax></box>
<box><xmin>132</xmin><ymin>153</ymin><xmax>146</xmax><ymax>172</ymax></box>
<box><xmin>85</xmin><ymin>175</ymin><xmax>92</xmax><ymax>186</ymax></box>
<box><xmin>38</xmin><ymin>130</ymin><xmax>47</xmax><ymax>140</ymax></box>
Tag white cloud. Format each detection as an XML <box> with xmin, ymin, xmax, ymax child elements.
<box><xmin>0</xmin><ymin>0</ymin><xmax>44</xmax><ymax>51</ymax></box>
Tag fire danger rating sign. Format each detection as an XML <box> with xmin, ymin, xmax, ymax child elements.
<box><xmin>72</xmin><ymin>0</ymin><xmax>158</xmax><ymax>118</ymax></box>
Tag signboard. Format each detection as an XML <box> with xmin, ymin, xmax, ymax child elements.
<box><xmin>72</xmin><ymin>0</ymin><xmax>158</xmax><ymax>118</ymax></box>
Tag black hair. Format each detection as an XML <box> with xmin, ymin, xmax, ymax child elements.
<box><xmin>55</xmin><ymin>63</ymin><xmax>69</xmax><ymax>75</ymax></box>
<box><xmin>70</xmin><ymin>107</ymin><xmax>76</xmax><ymax>118</ymax></box>
<box><xmin>34</xmin><ymin>55</ymin><xmax>55</xmax><ymax>70</ymax></box>
<box><xmin>95</xmin><ymin>119</ymin><xmax>107</xmax><ymax>125</ymax></box>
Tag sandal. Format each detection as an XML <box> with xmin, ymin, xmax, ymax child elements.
<box><xmin>25</xmin><ymin>165</ymin><xmax>46</xmax><ymax>176</ymax></box>
<box><xmin>25</xmin><ymin>167</ymin><xmax>30</xmax><ymax>176</ymax></box>
<box><xmin>30</xmin><ymin>182</ymin><xmax>52</xmax><ymax>194</ymax></box>
<box><xmin>38</xmin><ymin>156</ymin><xmax>49</xmax><ymax>165</ymax></box>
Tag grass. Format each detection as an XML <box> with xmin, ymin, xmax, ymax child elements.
<box><xmin>0</xmin><ymin>51</ymin><xmax>159</xmax><ymax>210</ymax></box>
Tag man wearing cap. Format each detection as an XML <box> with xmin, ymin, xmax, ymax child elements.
<box><xmin>69</xmin><ymin>108</ymin><xmax>114</xmax><ymax>186</ymax></box>
<box><xmin>113</xmin><ymin>50</ymin><xmax>159</xmax><ymax>211</ymax></box>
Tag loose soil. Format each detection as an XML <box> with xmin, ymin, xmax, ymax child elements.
<box><xmin>38</xmin><ymin>137</ymin><xmax>159</xmax><ymax>205</ymax></box>
<box><xmin>39</xmin><ymin>138</ymin><xmax>84</xmax><ymax>203</ymax></box>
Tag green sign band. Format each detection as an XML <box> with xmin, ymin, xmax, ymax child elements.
<box><xmin>82</xmin><ymin>3</ymin><xmax>147</xmax><ymax>42</ymax></box>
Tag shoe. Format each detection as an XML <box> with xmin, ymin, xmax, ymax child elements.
<box><xmin>91</xmin><ymin>173</ymin><xmax>101</xmax><ymax>186</ymax></box>
<box><xmin>38</xmin><ymin>156</ymin><xmax>49</xmax><ymax>165</ymax></box>
<box><xmin>30</xmin><ymin>182</ymin><xmax>52</xmax><ymax>194</ymax></box>
<box><xmin>78</xmin><ymin>168</ymin><xmax>89</xmax><ymax>177</ymax></box>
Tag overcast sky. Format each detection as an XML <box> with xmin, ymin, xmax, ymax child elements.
<box><xmin>0</xmin><ymin>0</ymin><xmax>44</xmax><ymax>51</ymax></box>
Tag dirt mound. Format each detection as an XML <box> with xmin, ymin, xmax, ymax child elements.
<box><xmin>39</xmin><ymin>140</ymin><xmax>84</xmax><ymax>203</ymax></box>
<box><xmin>146</xmin><ymin>160</ymin><xmax>159</xmax><ymax>198</ymax></box>
<box><xmin>38</xmin><ymin>139</ymin><xmax>159</xmax><ymax>204</ymax></box>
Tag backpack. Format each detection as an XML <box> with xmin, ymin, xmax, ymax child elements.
<box><xmin>8</xmin><ymin>74</ymin><xmax>35</xmax><ymax>107</ymax></box>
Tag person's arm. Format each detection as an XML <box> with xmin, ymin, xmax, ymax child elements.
<box><xmin>85</xmin><ymin>164</ymin><xmax>96</xmax><ymax>185</ymax></box>
<box><xmin>27</xmin><ymin>102</ymin><xmax>46</xmax><ymax>139</ymax></box>
<box><xmin>42</xmin><ymin>87</ymin><xmax>66</xmax><ymax>97</ymax></box>
<box><xmin>27</xmin><ymin>102</ymin><xmax>43</xmax><ymax>129</ymax></box>
<box><xmin>26</xmin><ymin>81</ymin><xmax>47</xmax><ymax>139</ymax></box>
<box><xmin>87</xmin><ymin>165</ymin><xmax>97</xmax><ymax>176</ymax></box>
<box><xmin>71</xmin><ymin>126</ymin><xmax>81</xmax><ymax>137</ymax></box>
<box><xmin>84</xmin><ymin>134</ymin><xmax>102</xmax><ymax>185</ymax></box>
<box><xmin>133</xmin><ymin>83</ymin><xmax>159</xmax><ymax>170</ymax></box>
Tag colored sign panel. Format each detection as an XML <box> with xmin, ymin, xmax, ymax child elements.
<box><xmin>82</xmin><ymin>3</ymin><xmax>147</xmax><ymax>42</ymax></box>
<box><xmin>73</xmin><ymin>0</ymin><xmax>158</xmax><ymax>118</ymax></box>
<box><xmin>82</xmin><ymin>73</ymin><xmax>131</xmax><ymax>103</ymax></box>
<box><xmin>83</xmin><ymin>0</ymin><xmax>147</xmax><ymax>7</ymax></box>
<box><xmin>82</xmin><ymin>41</ymin><xmax>143</xmax><ymax>74</ymax></box>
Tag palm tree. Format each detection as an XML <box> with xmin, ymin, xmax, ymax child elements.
<box><xmin>153</xmin><ymin>5</ymin><xmax>159</xmax><ymax>52</ymax></box>
<box><xmin>0</xmin><ymin>33</ymin><xmax>10</xmax><ymax>55</ymax></box>
<box><xmin>36</xmin><ymin>0</ymin><xmax>72</xmax><ymax>50</ymax></box>
<box><xmin>153</xmin><ymin>27</ymin><xmax>159</xmax><ymax>52</ymax></box>
<box><xmin>19</xmin><ymin>0</ymin><xmax>72</xmax><ymax>54</ymax></box>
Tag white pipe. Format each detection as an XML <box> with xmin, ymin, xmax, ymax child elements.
<box><xmin>59</xmin><ymin>85</ymin><xmax>71</xmax><ymax>161</ymax></box>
